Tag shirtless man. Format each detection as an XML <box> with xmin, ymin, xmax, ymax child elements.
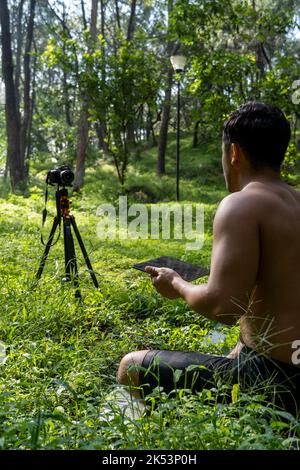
<box><xmin>118</xmin><ymin>102</ymin><xmax>300</xmax><ymax>415</ymax></box>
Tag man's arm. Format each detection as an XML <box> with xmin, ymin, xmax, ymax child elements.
<box><xmin>146</xmin><ymin>193</ymin><xmax>260</xmax><ymax>325</ymax></box>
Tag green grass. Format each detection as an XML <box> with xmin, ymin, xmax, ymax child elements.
<box><xmin>0</xmin><ymin>136</ymin><xmax>299</xmax><ymax>449</ymax></box>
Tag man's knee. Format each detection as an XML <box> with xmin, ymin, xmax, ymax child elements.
<box><xmin>117</xmin><ymin>350</ymin><xmax>149</xmax><ymax>388</ymax></box>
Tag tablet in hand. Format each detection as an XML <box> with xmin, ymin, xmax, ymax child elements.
<box><xmin>133</xmin><ymin>256</ymin><xmax>209</xmax><ymax>282</ymax></box>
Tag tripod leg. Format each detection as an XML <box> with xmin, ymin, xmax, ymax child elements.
<box><xmin>70</xmin><ymin>215</ymin><xmax>99</xmax><ymax>288</ymax></box>
<box><xmin>36</xmin><ymin>217</ymin><xmax>59</xmax><ymax>281</ymax></box>
<box><xmin>63</xmin><ymin>217</ymin><xmax>81</xmax><ymax>299</ymax></box>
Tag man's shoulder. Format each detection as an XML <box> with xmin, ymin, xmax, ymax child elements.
<box><xmin>214</xmin><ymin>186</ymin><xmax>275</xmax><ymax>231</ymax></box>
<box><xmin>217</xmin><ymin>190</ymin><xmax>261</xmax><ymax>217</ymax></box>
<box><xmin>224</xmin><ymin>182</ymin><xmax>300</xmax><ymax>211</ymax></box>
<box><xmin>214</xmin><ymin>191</ymin><xmax>260</xmax><ymax>234</ymax></box>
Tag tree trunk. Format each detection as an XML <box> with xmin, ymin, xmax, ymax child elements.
<box><xmin>25</xmin><ymin>43</ymin><xmax>37</xmax><ymax>178</ymax></box>
<box><xmin>0</xmin><ymin>0</ymin><xmax>24</xmax><ymax>190</ymax></box>
<box><xmin>73</xmin><ymin>0</ymin><xmax>98</xmax><ymax>192</ymax></box>
<box><xmin>157</xmin><ymin>67</ymin><xmax>173</xmax><ymax>175</ymax></box>
<box><xmin>127</xmin><ymin>0</ymin><xmax>136</xmax><ymax>41</ymax></box>
<box><xmin>90</xmin><ymin>0</ymin><xmax>98</xmax><ymax>38</ymax></box>
<box><xmin>193</xmin><ymin>120</ymin><xmax>201</xmax><ymax>148</ymax></box>
<box><xmin>14</xmin><ymin>0</ymin><xmax>25</xmax><ymax>118</ymax></box>
<box><xmin>80</xmin><ymin>0</ymin><xmax>87</xmax><ymax>29</ymax></box>
<box><xmin>95</xmin><ymin>122</ymin><xmax>109</xmax><ymax>155</ymax></box>
<box><xmin>251</xmin><ymin>0</ymin><xmax>265</xmax><ymax>98</ymax></box>
<box><xmin>115</xmin><ymin>0</ymin><xmax>121</xmax><ymax>30</ymax></box>
<box><xmin>146</xmin><ymin>108</ymin><xmax>157</xmax><ymax>147</ymax></box>
<box><xmin>97</xmin><ymin>0</ymin><xmax>108</xmax><ymax>154</ymax></box>
<box><xmin>46</xmin><ymin>1</ymin><xmax>78</xmax><ymax>127</ymax></box>
<box><xmin>157</xmin><ymin>0</ymin><xmax>176</xmax><ymax>176</ymax></box>
<box><xmin>20</xmin><ymin>0</ymin><xmax>36</xmax><ymax>174</ymax></box>
<box><xmin>255</xmin><ymin>41</ymin><xmax>266</xmax><ymax>86</ymax></box>
<box><xmin>125</xmin><ymin>0</ymin><xmax>137</xmax><ymax>147</ymax></box>
<box><xmin>62</xmin><ymin>5</ymin><xmax>72</xmax><ymax>126</ymax></box>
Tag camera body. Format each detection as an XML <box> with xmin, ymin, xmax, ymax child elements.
<box><xmin>46</xmin><ymin>165</ymin><xmax>74</xmax><ymax>187</ymax></box>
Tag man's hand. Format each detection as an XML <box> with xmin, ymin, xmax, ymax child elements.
<box><xmin>145</xmin><ymin>266</ymin><xmax>182</xmax><ymax>299</ymax></box>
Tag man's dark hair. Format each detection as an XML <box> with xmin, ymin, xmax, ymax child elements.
<box><xmin>223</xmin><ymin>102</ymin><xmax>291</xmax><ymax>171</ymax></box>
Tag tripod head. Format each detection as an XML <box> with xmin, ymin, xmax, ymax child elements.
<box><xmin>55</xmin><ymin>186</ymin><xmax>72</xmax><ymax>225</ymax></box>
<box><xmin>41</xmin><ymin>184</ymin><xmax>72</xmax><ymax>241</ymax></box>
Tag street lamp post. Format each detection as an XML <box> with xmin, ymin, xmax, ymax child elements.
<box><xmin>170</xmin><ymin>55</ymin><xmax>186</xmax><ymax>202</ymax></box>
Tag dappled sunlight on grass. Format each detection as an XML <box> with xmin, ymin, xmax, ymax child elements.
<box><xmin>0</xmin><ymin>138</ymin><xmax>299</xmax><ymax>449</ymax></box>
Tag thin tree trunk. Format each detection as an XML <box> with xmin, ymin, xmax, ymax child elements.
<box><xmin>127</xmin><ymin>0</ymin><xmax>136</xmax><ymax>41</ymax></box>
<box><xmin>62</xmin><ymin>5</ymin><xmax>72</xmax><ymax>126</ymax></box>
<box><xmin>80</xmin><ymin>0</ymin><xmax>87</xmax><ymax>29</ymax></box>
<box><xmin>120</xmin><ymin>124</ymin><xmax>129</xmax><ymax>185</ymax></box>
<box><xmin>90</xmin><ymin>0</ymin><xmax>98</xmax><ymax>37</ymax></box>
<box><xmin>125</xmin><ymin>0</ymin><xmax>137</xmax><ymax>146</ymax></box>
<box><xmin>157</xmin><ymin>0</ymin><xmax>176</xmax><ymax>176</ymax></box>
<box><xmin>0</xmin><ymin>0</ymin><xmax>24</xmax><ymax>190</ymax></box>
<box><xmin>115</xmin><ymin>0</ymin><xmax>121</xmax><ymax>30</ymax></box>
<box><xmin>20</xmin><ymin>0</ymin><xmax>36</xmax><ymax>175</ymax></box>
<box><xmin>97</xmin><ymin>0</ymin><xmax>109</xmax><ymax>154</ymax></box>
<box><xmin>25</xmin><ymin>42</ymin><xmax>37</xmax><ymax>178</ymax></box>
<box><xmin>157</xmin><ymin>67</ymin><xmax>173</xmax><ymax>175</ymax></box>
<box><xmin>251</xmin><ymin>0</ymin><xmax>265</xmax><ymax>98</ymax></box>
<box><xmin>255</xmin><ymin>41</ymin><xmax>266</xmax><ymax>84</ymax></box>
<box><xmin>46</xmin><ymin>0</ymin><xmax>79</xmax><ymax>124</ymax></box>
<box><xmin>95</xmin><ymin>122</ymin><xmax>109</xmax><ymax>155</ymax></box>
<box><xmin>74</xmin><ymin>0</ymin><xmax>98</xmax><ymax>192</ymax></box>
<box><xmin>147</xmin><ymin>108</ymin><xmax>160</xmax><ymax>147</ymax></box>
<box><xmin>15</xmin><ymin>0</ymin><xmax>25</xmax><ymax>119</ymax></box>
<box><xmin>193</xmin><ymin>120</ymin><xmax>201</xmax><ymax>148</ymax></box>
<box><xmin>150</xmin><ymin>121</ymin><xmax>157</xmax><ymax>147</ymax></box>
<box><xmin>146</xmin><ymin>110</ymin><xmax>151</xmax><ymax>141</ymax></box>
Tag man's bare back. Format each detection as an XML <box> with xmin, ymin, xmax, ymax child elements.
<box><xmin>238</xmin><ymin>179</ymin><xmax>300</xmax><ymax>365</ymax></box>
<box><xmin>141</xmin><ymin>177</ymin><xmax>300</xmax><ymax>368</ymax></box>
<box><xmin>118</xmin><ymin>103</ymin><xmax>300</xmax><ymax>412</ymax></box>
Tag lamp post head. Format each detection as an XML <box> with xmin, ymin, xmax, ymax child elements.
<box><xmin>170</xmin><ymin>55</ymin><xmax>187</xmax><ymax>73</ymax></box>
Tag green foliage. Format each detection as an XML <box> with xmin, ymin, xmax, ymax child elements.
<box><xmin>1</xmin><ymin>0</ymin><xmax>300</xmax><ymax>190</ymax></box>
<box><xmin>83</xmin><ymin>34</ymin><xmax>160</xmax><ymax>184</ymax></box>
<box><xmin>1</xmin><ymin>0</ymin><xmax>300</xmax><ymax>449</ymax></box>
<box><xmin>173</xmin><ymin>0</ymin><xmax>300</xmax><ymax>144</ymax></box>
<box><xmin>0</xmin><ymin>138</ymin><xmax>299</xmax><ymax>449</ymax></box>
<box><xmin>281</xmin><ymin>142</ymin><xmax>298</xmax><ymax>183</ymax></box>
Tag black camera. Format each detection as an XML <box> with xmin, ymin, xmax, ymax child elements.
<box><xmin>46</xmin><ymin>165</ymin><xmax>74</xmax><ymax>187</ymax></box>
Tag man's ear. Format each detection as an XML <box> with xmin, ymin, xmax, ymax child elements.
<box><xmin>230</xmin><ymin>143</ymin><xmax>241</xmax><ymax>166</ymax></box>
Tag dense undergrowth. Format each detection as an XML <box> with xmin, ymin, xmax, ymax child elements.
<box><xmin>0</xmin><ymin>136</ymin><xmax>300</xmax><ymax>449</ymax></box>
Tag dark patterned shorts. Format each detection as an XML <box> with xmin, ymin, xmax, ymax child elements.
<box><xmin>139</xmin><ymin>346</ymin><xmax>300</xmax><ymax>415</ymax></box>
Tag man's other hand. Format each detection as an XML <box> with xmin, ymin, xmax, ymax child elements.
<box><xmin>145</xmin><ymin>266</ymin><xmax>182</xmax><ymax>299</ymax></box>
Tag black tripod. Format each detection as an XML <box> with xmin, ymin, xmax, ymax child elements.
<box><xmin>36</xmin><ymin>186</ymin><xmax>99</xmax><ymax>298</ymax></box>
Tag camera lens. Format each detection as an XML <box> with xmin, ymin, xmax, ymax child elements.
<box><xmin>60</xmin><ymin>170</ymin><xmax>74</xmax><ymax>185</ymax></box>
